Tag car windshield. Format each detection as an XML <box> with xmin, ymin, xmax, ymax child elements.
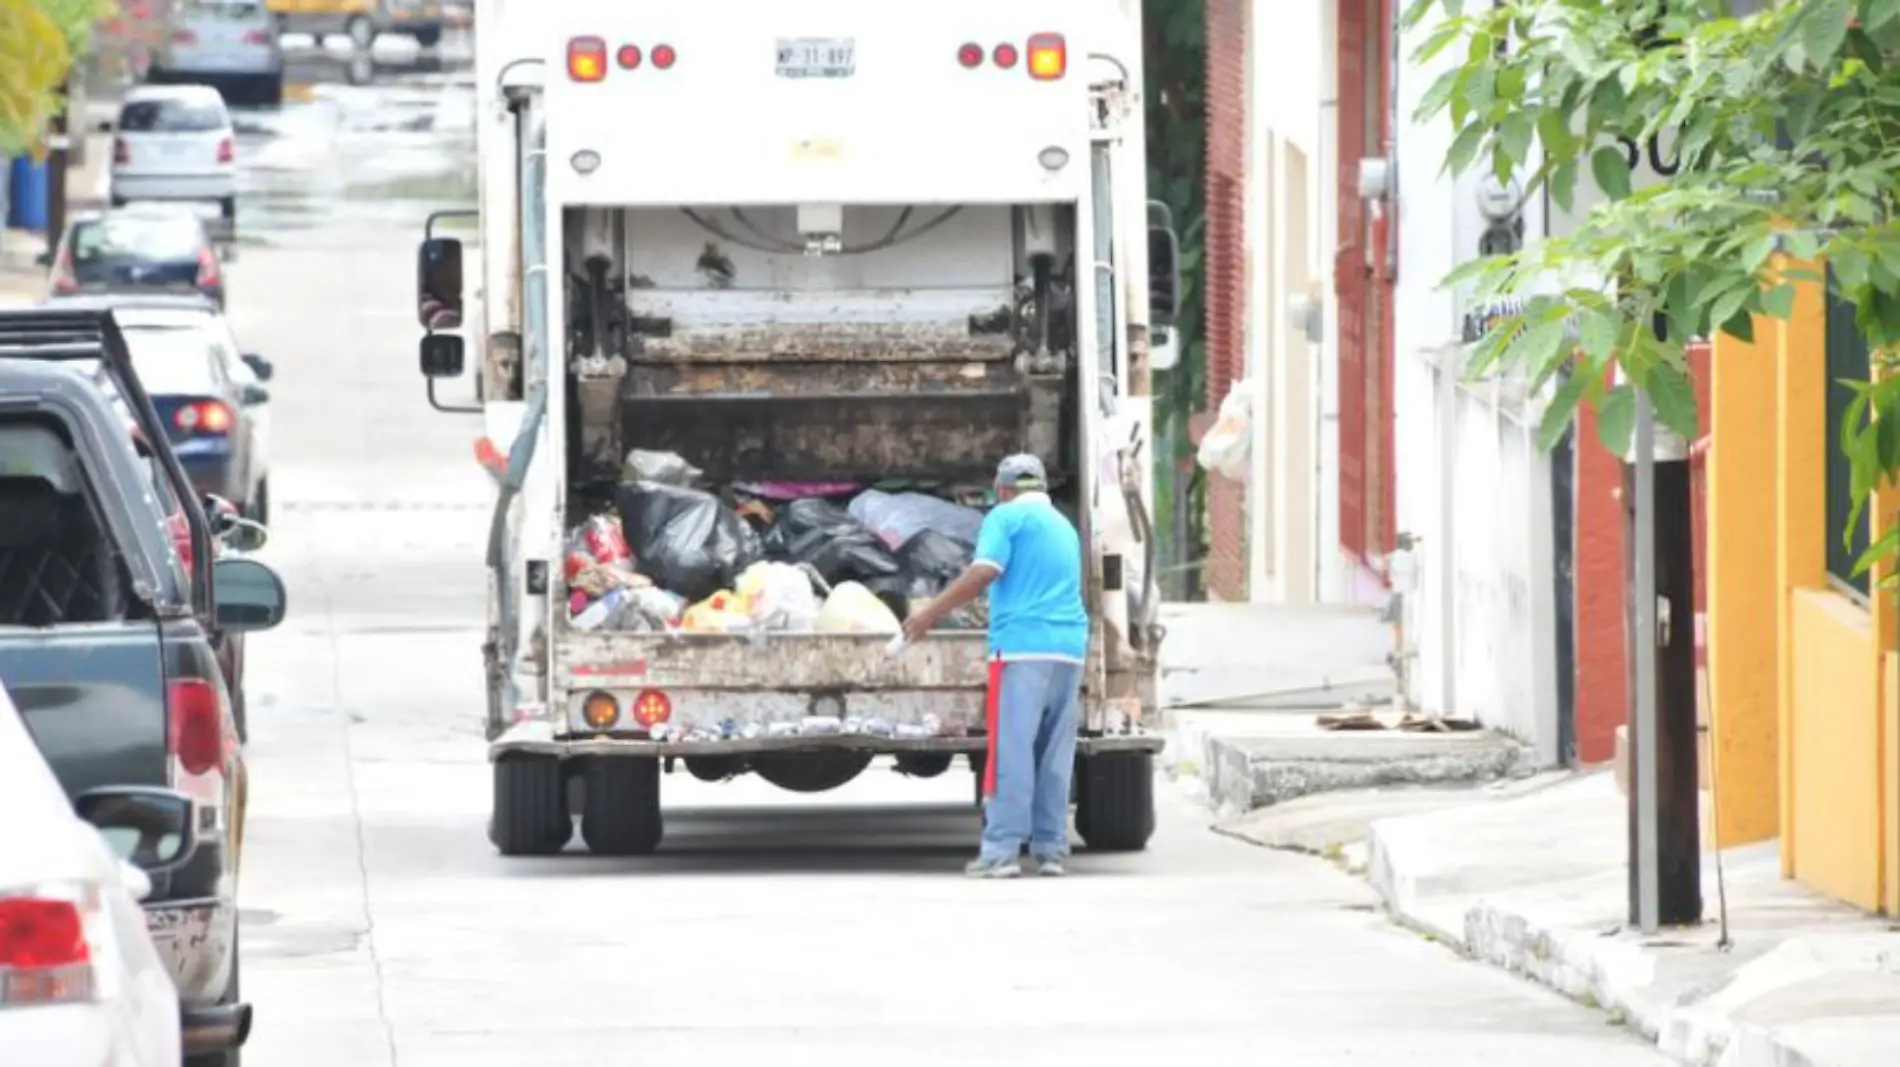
<box><xmin>123</xmin><ymin>327</ymin><xmax>220</xmax><ymax>395</ymax></box>
<box><xmin>119</xmin><ymin>97</ymin><xmax>225</xmax><ymax>133</ymax></box>
<box><xmin>71</xmin><ymin>216</ymin><xmax>203</xmax><ymax>264</ymax></box>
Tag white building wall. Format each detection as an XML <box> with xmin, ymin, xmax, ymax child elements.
<box><xmin>1244</xmin><ymin>0</ymin><xmax>1333</xmax><ymax>605</ymax></box>
<box><xmin>1390</xmin><ymin>8</ymin><xmax>1561</xmax><ymax>763</ymax></box>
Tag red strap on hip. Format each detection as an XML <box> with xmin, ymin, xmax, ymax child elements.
<box><xmin>982</xmin><ymin>655</ymin><xmax>1003</xmax><ymax>798</ymax></box>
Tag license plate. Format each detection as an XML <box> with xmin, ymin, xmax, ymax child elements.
<box><xmin>775</xmin><ymin>37</ymin><xmax>855</xmax><ymax>79</ymax></box>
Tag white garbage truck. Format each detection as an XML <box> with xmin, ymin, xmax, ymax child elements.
<box><xmin>413</xmin><ymin>0</ymin><xmax>1178</xmax><ymax>857</ymax></box>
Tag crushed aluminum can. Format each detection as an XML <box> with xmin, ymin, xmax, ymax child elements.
<box><xmin>741</xmin><ymin>722</ymin><xmax>766</xmax><ymax>740</ymax></box>
<box><xmin>766</xmin><ymin>721</ymin><xmax>800</xmax><ymax>738</ymax></box>
<box><xmin>648</xmin><ymin>722</ymin><xmax>673</xmax><ymax>742</ymax></box>
<box><xmin>894</xmin><ymin>722</ymin><xmax>933</xmax><ymax>740</ymax></box>
<box><xmin>798</xmin><ymin>716</ymin><xmax>843</xmax><ymax>735</ymax></box>
<box><xmin>860</xmin><ymin>718</ymin><xmax>895</xmax><ymax>737</ymax></box>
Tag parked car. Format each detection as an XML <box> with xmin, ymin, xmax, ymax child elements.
<box><xmin>44</xmin><ymin>207</ymin><xmax>228</xmax><ymax>310</ymax></box>
<box><xmin>268</xmin><ymin>0</ymin><xmax>446</xmax><ymax>48</ymax></box>
<box><xmin>108</xmin><ymin>86</ymin><xmax>239</xmax><ymax>234</ymax></box>
<box><xmin>1</xmin><ymin>684</ymin><xmax>191</xmax><ymax>1067</ymax></box>
<box><xmin>0</xmin><ymin>308</ymin><xmax>289</xmax><ymax>1067</ymax></box>
<box><xmin>53</xmin><ymin>294</ymin><xmax>274</xmax><ymax>521</ymax></box>
<box><xmin>150</xmin><ymin>0</ymin><xmax>287</xmax><ymax>108</ymax></box>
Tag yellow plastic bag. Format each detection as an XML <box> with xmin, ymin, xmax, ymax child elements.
<box><xmin>814</xmin><ymin>581</ymin><xmax>901</xmax><ymax>634</ymax></box>
<box><xmin>681</xmin><ymin>590</ymin><xmax>754</xmax><ymax>633</ymax></box>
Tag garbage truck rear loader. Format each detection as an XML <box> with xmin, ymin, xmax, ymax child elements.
<box><xmin>413</xmin><ymin>0</ymin><xmax>1177</xmax><ymax>857</ymax></box>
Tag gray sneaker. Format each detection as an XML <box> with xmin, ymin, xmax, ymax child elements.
<box><xmin>964</xmin><ymin>855</ymin><xmax>1021</xmax><ymax>879</ymax></box>
<box><xmin>1032</xmin><ymin>856</ymin><xmax>1067</xmax><ymax>877</ymax></box>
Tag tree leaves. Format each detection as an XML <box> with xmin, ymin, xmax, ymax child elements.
<box><xmin>1589</xmin><ymin>145</ymin><xmax>1632</xmax><ymax>200</ymax></box>
<box><xmin>0</xmin><ymin>0</ymin><xmax>73</xmax><ymax>157</ymax></box>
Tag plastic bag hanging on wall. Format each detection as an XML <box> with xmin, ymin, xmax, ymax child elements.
<box><xmin>1195</xmin><ymin>377</ymin><xmax>1253</xmax><ymax>482</ymax></box>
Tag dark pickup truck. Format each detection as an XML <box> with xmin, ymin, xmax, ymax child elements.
<box><xmin>0</xmin><ymin>309</ymin><xmax>288</xmax><ymax>1067</ymax></box>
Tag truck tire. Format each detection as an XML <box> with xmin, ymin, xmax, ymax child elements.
<box><xmin>1074</xmin><ymin>751</ymin><xmax>1156</xmax><ymax>852</ymax></box>
<box><xmin>580</xmin><ymin>757</ymin><xmax>663</xmax><ymax>855</ymax></box>
<box><xmin>491</xmin><ymin>754</ymin><xmax>571</xmax><ymax>856</ymax></box>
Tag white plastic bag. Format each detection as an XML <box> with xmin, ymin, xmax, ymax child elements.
<box><xmin>815</xmin><ymin>581</ymin><xmax>901</xmax><ymax>634</ymax></box>
<box><xmin>1196</xmin><ymin>378</ymin><xmax>1252</xmax><ymax>481</ymax></box>
<box><xmin>848</xmin><ymin>489</ymin><xmax>984</xmax><ymax>549</ymax></box>
<box><xmin>736</xmin><ymin>561</ymin><xmax>820</xmax><ymax>631</ymax></box>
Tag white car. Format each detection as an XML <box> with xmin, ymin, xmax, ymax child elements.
<box><xmin>150</xmin><ymin>0</ymin><xmax>286</xmax><ymax>108</ymax></box>
<box><xmin>0</xmin><ymin>686</ymin><xmax>185</xmax><ymax>1067</ymax></box>
<box><xmin>109</xmin><ymin>86</ymin><xmax>240</xmax><ymax>235</ymax></box>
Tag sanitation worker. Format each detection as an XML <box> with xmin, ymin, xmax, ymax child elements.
<box><xmin>900</xmin><ymin>453</ymin><xmax>1088</xmax><ymax>878</ymax></box>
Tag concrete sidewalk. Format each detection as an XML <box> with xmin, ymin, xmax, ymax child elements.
<box><xmin>1347</xmin><ymin>772</ymin><xmax>1899</xmax><ymax>1067</ymax></box>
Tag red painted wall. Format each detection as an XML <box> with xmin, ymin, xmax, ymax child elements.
<box><xmin>1571</xmin><ymin>347</ymin><xmax>1712</xmax><ymax>764</ymax></box>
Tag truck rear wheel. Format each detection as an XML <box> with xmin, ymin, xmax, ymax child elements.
<box><xmin>491</xmin><ymin>754</ymin><xmax>571</xmax><ymax>856</ymax></box>
<box><xmin>581</xmin><ymin>757</ymin><xmax>664</xmax><ymax>855</ymax></box>
<box><xmin>1074</xmin><ymin>751</ymin><xmax>1156</xmax><ymax>852</ymax></box>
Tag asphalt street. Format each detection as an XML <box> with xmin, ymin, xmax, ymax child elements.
<box><xmin>215</xmin><ymin>37</ymin><xmax>1673</xmax><ymax>1067</ymax></box>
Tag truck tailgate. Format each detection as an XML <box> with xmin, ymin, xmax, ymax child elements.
<box><xmin>557</xmin><ymin>629</ymin><xmax>990</xmax><ymax>691</ymax></box>
<box><xmin>0</xmin><ymin>623</ymin><xmax>168</xmax><ymax>796</ymax></box>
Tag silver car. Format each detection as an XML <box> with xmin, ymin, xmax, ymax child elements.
<box><xmin>149</xmin><ymin>0</ymin><xmax>286</xmax><ymax>107</ymax></box>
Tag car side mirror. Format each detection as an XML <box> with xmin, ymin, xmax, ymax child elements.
<box><xmin>241</xmin><ymin>354</ymin><xmax>273</xmax><ymax>381</ymax></box>
<box><xmin>1148</xmin><ymin>222</ymin><xmax>1182</xmax><ymax>329</ymax></box>
<box><xmin>417</xmin><ymin>236</ymin><xmax>464</xmax><ymax>330</ymax></box>
<box><xmin>213</xmin><ymin>556</ymin><xmax>287</xmax><ymax>632</ymax></box>
<box><xmin>202</xmin><ymin>493</ymin><xmax>240</xmax><ymax>533</ymax></box>
<box><xmin>219</xmin><ymin>516</ymin><xmax>269</xmax><ymax>554</ymax></box>
<box><xmin>420</xmin><ymin>333</ymin><xmax>464</xmax><ymax>378</ymax></box>
<box><xmin>74</xmin><ymin>786</ymin><xmax>199</xmax><ymax>875</ymax></box>
<box><xmin>239</xmin><ymin>383</ymin><xmax>270</xmax><ymax>406</ymax></box>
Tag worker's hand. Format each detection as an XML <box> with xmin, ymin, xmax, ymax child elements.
<box><xmin>900</xmin><ymin>610</ymin><xmax>935</xmax><ymax>645</ymax></box>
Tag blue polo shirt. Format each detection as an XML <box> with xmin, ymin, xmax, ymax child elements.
<box><xmin>972</xmin><ymin>492</ymin><xmax>1089</xmax><ymax>662</ymax></box>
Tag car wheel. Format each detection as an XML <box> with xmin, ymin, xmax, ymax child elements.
<box><xmin>414</xmin><ymin>25</ymin><xmax>442</xmax><ymax>47</ymax></box>
<box><xmin>580</xmin><ymin>757</ymin><xmax>664</xmax><ymax>856</ymax></box>
<box><xmin>245</xmin><ymin>478</ymin><xmax>269</xmax><ymax>526</ymax></box>
<box><xmin>258</xmin><ymin>73</ymin><xmax>283</xmax><ymax>108</ymax></box>
<box><xmin>1073</xmin><ymin>750</ymin><xmax>1157</xmax><ymax>853</ymax></box>
<box><xmin>491</xmin><ymin>755</ymin><xmax>571</xmax><ymax>856</ymax></box>
<box><xmin>346</xmin><ymin>14</ymin><xmax>376</xmax><ymax>48</ymax></box>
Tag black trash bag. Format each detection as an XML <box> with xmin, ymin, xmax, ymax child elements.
<box><xmin>897</xmin><ymin>529</ymin><xmax>973</xmax><ymax>597</ymax></box>
<box><xmin>614</xmin><ymin>482</ymin><xmax>763</xmax><ymax>602</ymax></box>
<box><xmin>763</xmin><ymin>498</ymin><xmax>910</xmax><ymax>614</ymax></box>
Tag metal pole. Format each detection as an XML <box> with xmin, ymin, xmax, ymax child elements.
<box><xmin>1631</xmin><ymin>394</ymin><xmax>1660</xmax><ymax>934</ymax></box>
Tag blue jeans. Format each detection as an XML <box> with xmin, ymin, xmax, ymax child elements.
<box><xmin>979</xmin><ymin>658</ymin><xmax>1082</xmax><ymax>863</ymax></box>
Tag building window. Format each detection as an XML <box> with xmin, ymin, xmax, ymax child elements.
<box><xmin>1823</xmin><ymin>266</ymin><xmax>1872</xmax><ymax>597</ymax></box>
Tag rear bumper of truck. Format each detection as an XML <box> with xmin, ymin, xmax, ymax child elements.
<box><xmin>490</xmin><ymin>730</ymin><xmax>1164</xmax><ymax>761</ymax></box>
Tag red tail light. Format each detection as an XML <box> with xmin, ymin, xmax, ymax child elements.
<box><xmin>174</xmin><ymin>399</ymin><xmax>233</xmax><ymax>436</ymax></box>
<box><xmin>242</xmin><ymin>29</ymin><xmax>270</xmax><ymax>44</ymax></box>
<box><xmin>0</xmin><ymin>895</ymin><xmax>94</xmax><ymax>1005</ymax></box>
<box><xmin>567</xmin><ymin>36</ymin><xmax>607</xmax><ymax>81</ymax></box>
<box><xmin>993</xmin><ymin>43</ymin><xmax>1020</xmax><ymax>69</ymax></box>
<box><xmin>173</xmin><ymin>28</ymin><xmax>196</xmax><ymax>43</ymax></box>
<box><xmin>650</xmin><ymin>43</ymin><xmax>676</xmax><ymax>69</ymax></box>
<box><xmin>216</xmin><ymin>137</ymin><xmax>234</xmax><ymax>164</ymax></box>
<box><xmin>1026</xmin><ymin>33</ymin><xmax>1066</xmax><ymax>80</ymax></box>
<box><xmin>631</xmin><ymin>689</ymin><xmax>672</xmax><ymax>728</ymax></box>
<box><xmin>112</xmin><ymin>136</ymin><xmax>129</xmax><ymax>165</ymax></box>
<box><xmin>616</xmin><ymin>44</ymin><xmax>641</xmax><ymax>69</ymax></box>
<box><xmin>167</xmin><ymin>678</ymin><xmax>225</xmax><ymax>777</ymax></box>
<box><xmin>196</xmin><ymin>246</ymin><xmax>220</xmax><ymax>288</ymax></box>
<box><xmin>957</xmin><ymin>42</ymin><xmax>983</xmax><ymax>68</ymax></box>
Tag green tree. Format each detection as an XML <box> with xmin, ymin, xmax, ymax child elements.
<box><xmin>1408</xmin><ymin>0</ymin><xmax>1900</xmax><ymax>579</ymax></box>
<box><xmin>0</xmin><ymin>0</ymin><xmax>72</xmax><ymax>156</ymax></box>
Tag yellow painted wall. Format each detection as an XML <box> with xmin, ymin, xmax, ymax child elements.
<box><xmin>1706</xmin><ymin>326</ymin><xmax>1780</xmax><ymax>846</ymax></box>
<box><xmin>1886</xmin><ymin>651</ymin><xmax>1898</xmax><ymax>915</ymax></box>
<box><xmin>1787</xmin><ymin>590</ymin><xmax>1885</xmax><ymax>908</ymax></box>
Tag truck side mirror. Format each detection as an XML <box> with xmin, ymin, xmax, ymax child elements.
<box><xmin>1148</xmin><ymin>224</ymin><xmax>1181</xmax><ymax>328</ymax></box>
<box><xmin>420</xmin><ymin>333</ymin><xmax>465</xmax><ymax>378</ymax></box>
<box><xmin>417</xmin><ymin>236</ymin><xmax>464</xmax><ymax>330</ymax></box>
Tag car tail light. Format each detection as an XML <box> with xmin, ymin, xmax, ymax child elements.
<box><xmin>650</xmin><ymin>43</ymin><xmax>676</xmax><ymax>69</ymax></box>
<box><xmin>957</xmin><ymin>42</ymin><xmax>983</xmax><ymax>68</ymax></box>
<box><xmin>993</xmin><ymin>43</ymin><xmax>1020</xmax><ymax>69</ymax></box>
<box><xmin>616</xmin><ymin>44</ymin><xmax>641</xmax><ymax>69</ymax></box>
<box><xmin>196</xmin><ymin>246</ymin><xmax>220</xmax><ymax>288</ymax></box>
<box><xmin>174</xmin><ymin>400</ymin><xmax>234</xmax><ymax>437</ymax></box>
<box><xmin>0</xmin><ymin>894</ymin><xmax>95</xmax><ymax>1007</ymax></box>
<box><xmin>173</xmin><ymin>28</ymin><xmax>196</xmax><ymax>43</ymax></box>
<box><xmin>112</xmin><ymin>136</ymin><xmax>129</xmax><ymax>165</ymax></box>
<box><xmin>631</xmin><ymin>689</ymin><xmax>672</xmax><ymax>729</ymax></box>
<box><xmin>216</xmin><ymin>137</ymin><xmax>234</xmax><ymax>164</ymax></box>
<box><xmin>567</xmin><ymin>36</ymin><xmax>607</xmax><ymax>81</ymax></box>
<box><xmin>167</xmin><ymin>678</ymin><xmax>225</xmax><ymax>777</ymax></box>
<box><xmin>242</xmin><ymin>29</ymin><xmax>270</xmax><ymax>44</ymax></box>
<box><xmin>1026</xmin><ymin>33</ymin><xmax>1066</xmax><ymax>80</ymax></box>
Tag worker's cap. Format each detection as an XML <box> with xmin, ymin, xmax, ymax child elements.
<box><xmin>995</xmin><ymin>453</ymin><xmax>1047</xmax><ymax>490</ymax></box>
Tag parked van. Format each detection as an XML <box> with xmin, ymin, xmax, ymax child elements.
<box><xmin>267</xmin><ymin>0</ymin><xmax>449</xmax><ymax>48</ymax></box>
